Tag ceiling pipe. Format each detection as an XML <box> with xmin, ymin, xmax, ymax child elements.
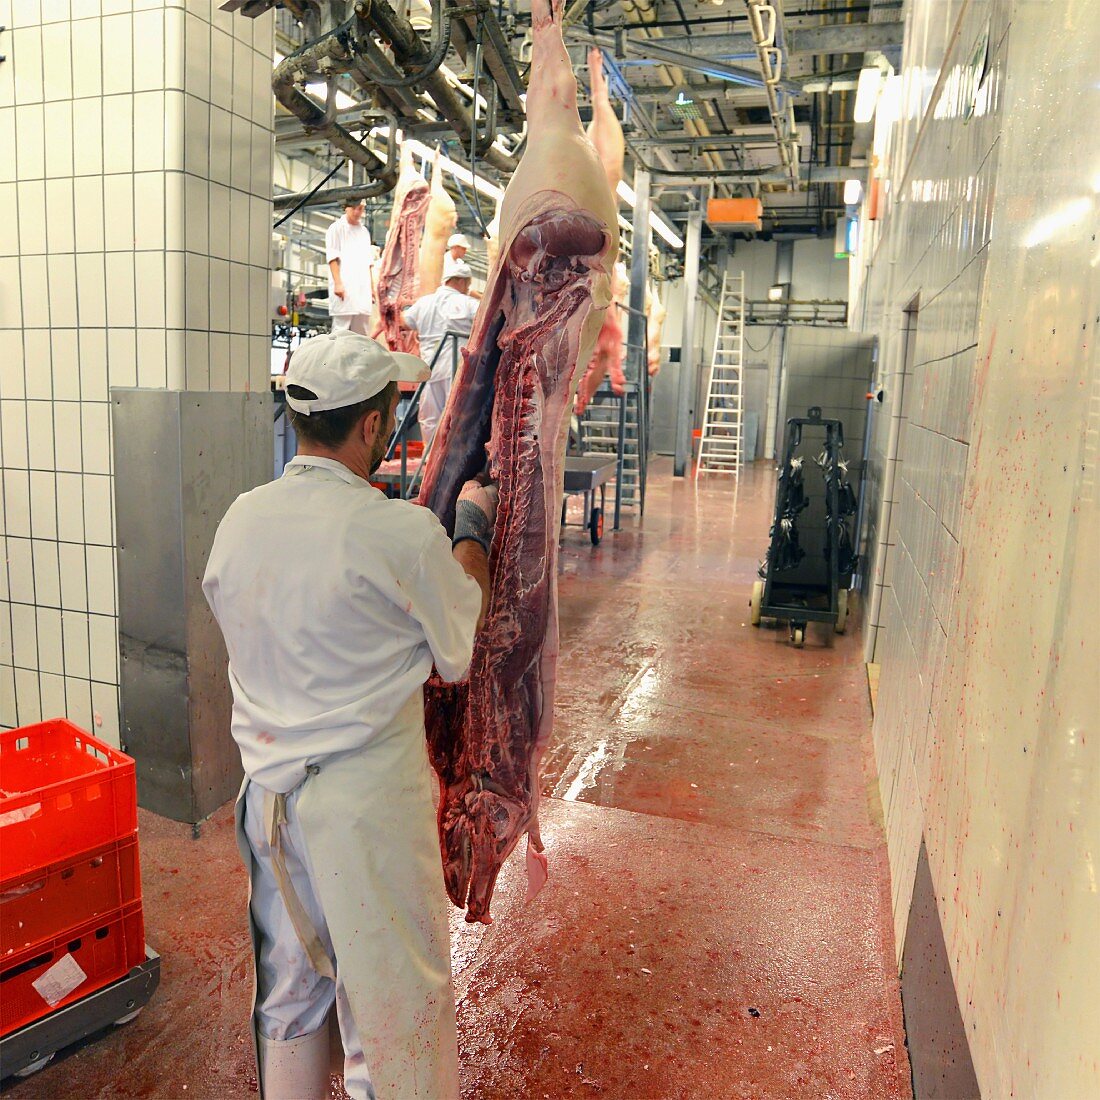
<box><xmin>743</xmin><ymin>0</ymin><xmax>799</xmax><ymax>186</ymax></box>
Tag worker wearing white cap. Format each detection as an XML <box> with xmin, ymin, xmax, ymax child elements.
<box><xmin>202</xmin><ymin>330</ymin><xmax>497</xmax><ymax>1100</ymax></box>
<box><xmin>446</xmin><ymin>232</ymin><xmax>469</xmax><ymax>261</ymax></box>
<box><xmin>402</xmin><ymin>261</ymin><xmax>479</xmax><ymax>444</ymax></box>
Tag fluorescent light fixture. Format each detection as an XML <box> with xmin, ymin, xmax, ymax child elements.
<box><xmin>854</xmin><ymin>67</ymin><xmax>883</xmax><ymax>124</ymax></box>
<box><xmin>615</xmin><ymin>179</ymin><xmax>684</xmax><ymax>250</ymax></box>
<box><xmin>373</xmin><ymin>128</ymin><xmax>505</xmax><ymax>204</ymax></box>
<box><xmin>767</xmin><ymin>284</ymin><xmax>785</xmax><ymax>301</ymax></box>
<box><xmin>843</xmin><ymin>178</ymin><xmax>862</xmax><ymax>205</ymax></box>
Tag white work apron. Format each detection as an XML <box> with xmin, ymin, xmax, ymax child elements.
<box><xmin>234</xmin><ymin>690</ymin><xmax>460</xmax><ymax>1099</ymax></box>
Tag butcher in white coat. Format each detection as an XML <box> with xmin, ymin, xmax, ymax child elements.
<box><xmin>325</xmin><ymin>199</ymin><xmax>374</xmax><ymax>335</ymax></box>
<box><xmin>203</xmin><ymin>331</ymin><xmax>498</xmax><ymax>1099</ymax></box>
<box><xmin>403</xmin><ymin>261</ymin><xmax>479</xmax><ymax>444</ymax></box>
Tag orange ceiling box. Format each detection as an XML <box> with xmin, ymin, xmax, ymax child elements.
<box><xmin>706</xmin><ymin>197</ymin><xmax>763</xmax><ymax>232</ymax></box>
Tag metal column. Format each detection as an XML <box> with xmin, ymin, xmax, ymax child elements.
<box><xmin>626</xmin><ymin>169</ymin><xmax>650</xmax><ymax>359</ymax></box>
<box><xmin>674</xmin><ymin>191</ymin><xmax>704</xmax><ymax>477</ymax></box>
<box><xmin>769</xmin><ymin>239</ymin><xmax>794</xmax><ymax>459</ymax></box>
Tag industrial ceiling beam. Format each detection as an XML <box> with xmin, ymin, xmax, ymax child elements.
<box><xmin>647</xmin><ymin>21</ymin><xmax>904</xmax><ymax>59</ymax></box>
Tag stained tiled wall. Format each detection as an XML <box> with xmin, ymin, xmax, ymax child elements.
<box><xmin>852</xmin><ymin>0</ymin><xmax>1099</xmax><ymax>1092</ymax></box>
<box><xmin>0</xmin><ymin>0</ymin><xmax>275</xmax><ymax>740</ymax></box>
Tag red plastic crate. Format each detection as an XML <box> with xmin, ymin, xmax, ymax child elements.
<box><xmin>1</xmin><ymin>835</ymin><xmax>141</xmax><ymax>957</ymax></box>
<box><xmin>0</xmin><ymin>900</ymin><xmax>146</xmax><ymax>1037</ymax></box>
<box><xmin>0</xmin><ymin>719</ymin><xmax>138</xmax><ymax>881</ymax></box>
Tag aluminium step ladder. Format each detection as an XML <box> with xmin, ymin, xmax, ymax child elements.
<box><xmin>695</xmin><ymin>271</ymin><xmax>745</xmax><ymax>477</ymax></box>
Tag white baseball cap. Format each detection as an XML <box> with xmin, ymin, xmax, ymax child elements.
<box><xmin>447</xmin><ymin>233</ymin><xmax>470</xmax><ymax>250</ymax></box>
<box><xmin>444</xmin><ymin>259</ymin><xmax>473</xmax><ymax>281</ymax></box>
<box><xmin>286</xmin><ymin>331</ymin><xmax>429</xmax><ymax>415</ymax></box>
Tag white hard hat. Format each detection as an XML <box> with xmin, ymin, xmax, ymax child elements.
<box><xmin>286</xmin><ymin>331</ymin><xmax>429</xmax><ymax>415</ymax></box>
<box><xmin>447</xmin><ymin>233</ymin><xmax>470</xmax><ymax>250</ymax></box>
<box><xmin>444</xmin><ymin>259</ymin><xmax>474</xmax><ymax>281</ymax></box>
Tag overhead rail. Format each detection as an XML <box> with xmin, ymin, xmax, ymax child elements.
<box><xmin>743</xmin><ymin>0</ymin><xmax>799</xmax><ymax>187</ymax></box>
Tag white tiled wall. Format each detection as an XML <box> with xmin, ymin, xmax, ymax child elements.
<box><xmin>0</xmin><ymin>0</ymin><xmax>275</xmax><ymax>740</ymax></box>
<box><xmin>851</xmin><ymin>0</ymin><xmax>1099</xmax><ymax>1093</ymax></box>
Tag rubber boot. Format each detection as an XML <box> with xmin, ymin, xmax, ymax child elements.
<box><xmin>257</xmin><ymin>1027</ymin><xmax>330</xmax><ymax>1100</ymax></box>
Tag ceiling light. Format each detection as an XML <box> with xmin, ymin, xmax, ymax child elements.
<box><xmin>767</xmin><ymin>284</ymin><xmax>785</xmax><ymax>302</ymax></box>
<box><xmin>853</xmin><ymin>67</ymin><xmax>883</xmax><ymax>124</ymax></box>
<box><xmin>843</xmin><ymin>178</ymin><xmax>862</xmax><ymax>205</ymax></box>
<box><xmin>616</xmin><ymin>180</ymin><xmax>683</xmax><ymax>249</ymax></box>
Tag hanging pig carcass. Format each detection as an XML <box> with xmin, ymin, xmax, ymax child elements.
<box><xmin>417</xmin><ymin>0</ymin><xmax>618</xmax><ymax>924</ymax></box>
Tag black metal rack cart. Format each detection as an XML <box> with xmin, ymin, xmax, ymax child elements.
<box><xmin>751</xmin><ymin>408</ymin><xmax>859</xmax><ymax>647</ymax></box>
<box><xmin>560</xmin><ymin>455</ymin><xmax>617</xmax><ymax>545</ymax></box>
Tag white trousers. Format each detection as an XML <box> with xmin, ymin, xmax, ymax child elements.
<box><xmin>235</xmin><ymin>694</ymin><xmax>460</xmax><ymax>1100</ymax></box>
<box><xmin>331</xmin><ymin>313</ymin><xmax>371</xmax><ymax>335</ymax></box>
<box><xmin>242</xmin><ymin>781</ymin><xmax>373</xmax><ymax>1098</ymax></box>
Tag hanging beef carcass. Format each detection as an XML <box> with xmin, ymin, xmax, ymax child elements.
<box><xmin>418</xmin><ymin>149</ymin><xmax>458</xmax><ymax>297</ymax></box>
<box><xmin>374</xmin><ymin>148</ymin><xmax>431</xmax><ymax>354</ymax></box>
<box><xmin>575</xmin><ymin>48</ymin><xmax>627</xmax><ymax>414</ymax></box>
<box><xmin>417</xmin><ymin>0</ymin><xmax>618</xmax><ymax>924</ymax></box>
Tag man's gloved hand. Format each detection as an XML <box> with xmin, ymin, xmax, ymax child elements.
<box><xmin>453</xmin><ymin>480</ymin><xmax>499</xmax><ymax>555</ymax></box>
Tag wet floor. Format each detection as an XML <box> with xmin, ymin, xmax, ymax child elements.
<box><xmin>2</xmin><ymin>459</ymin><xmax>910</xmax><ymax>1099</ymax></box>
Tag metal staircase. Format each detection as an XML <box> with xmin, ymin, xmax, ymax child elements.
<box><xmin>695</xmin><ymin>271</ymin><xmax>745</xmax><ymax>477</ymax></box>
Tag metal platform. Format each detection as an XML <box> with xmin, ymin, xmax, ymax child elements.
<box><xmin>0</xmin><ymin>948</ymin><xmax>161</xmax><ymax>1081</ymax></box>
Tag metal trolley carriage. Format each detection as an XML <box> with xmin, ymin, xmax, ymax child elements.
<box><xmin>560</xmin><ymin>455</ymin><xmax>617</xmax><ymax>545</ymax></box>
<box><xmin>751</xmin><ymin>408</ymin><xmax>859</xmax><ymax>647</ymax></box>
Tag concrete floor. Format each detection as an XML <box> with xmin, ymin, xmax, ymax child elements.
<box><xmin>2</xmin><ymin>459</ymin><xmax>910</xmax><ymax>1099</ymax></box>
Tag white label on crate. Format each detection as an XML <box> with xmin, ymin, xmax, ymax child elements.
<box><xmin>32</xmin><ymin>952</ymin><xmax>88</xmax><ymax>1007</ymax></box>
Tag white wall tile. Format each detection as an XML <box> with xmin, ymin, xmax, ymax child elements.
<box><xmin>11</xmin><ymin>602</ymin><xmax>38</xmax><ymax>669</ymax></box>
<box><xmin>52</xmin><ymin>400</ymin><xmax>82</xmax><ymax>472</ymax></box>
<box><xmin>104</xmin><ymin>252</ymin><xmax>136</xmax><ymax>327</ymax></box>
<box><xmin>36</xmin><ymin>607</ymin><xmax>64</xmax><ymax>674</ymax></box>
<box><xmin>228</xmin><ymin>185</ymin><xmax>248</xmax><ymax>264</ymax></box>
<box><xmin>228</xmin><ymin>260</ymin><xmax>247</xmax><ymax>334</ymax></box>
<box><xmin>164</xmin><ymin>6</ymin><xmax>185</xmax><ymax>89</ymax></box>
<box><xmin>16</xmin><ymin>103</ymin><xmax>46</xmax><ymax>179</ymax></box>
<box><xmin>58</xmin><ymin>541</ymin><xmax>88</xmax><ymax>611</ymax></box>
<box><xmin>184</xmin><ymin>173</ymin><xmax>208</xmax><ymax>254</ymax></box>
<box><xmin>85</xmin><ymin>544</ymin><xmax>115</xmax><ymax>615</ymax></box>
<box><xmin>7</xmin><ymin>539</ymin><xmax>34</xmax><ymax>602</ymax></box>
<box><xmin>44</xmin><ymin>178</ymin><xmax>76</xmax><ymax>254</ymax></box>
<box><xmin>0</xmin><ymin>330</ymin><xmax>26</xmax><ymax>398</ymax></box>
<box><xmin>0</xmin><ymin>257</ymin><xmax>23</xmax><ymax>328</ymax></box>
<box><xmin>210</xmin><ymin>331</ymin><xmax>230</xmax><ymax>390</ymax></box>
<box><xmin>135</xmin><ymin>252</ymin><xmax>166</xmax><ymax>329</ymax></box>
<box><xmin>164</xmin><ymin>170</ymin><xmax>185</xmax><ymax>252</ymax></box>
<box><xmin>166</xmin><ymin>328</ymin><xmax>186</xmax><ymax>387</ymax></box>
<box><xmin>28</xmin><ymin>470</ymin><xmax>57</xmax><ymax>539</ymax></box>
<box><xmin>42</xmin><ymin>101</ymin><xmax>74</xmax><ymax>177</ymax></box>
<box><xmin>101</xmin><ymin>97</ymin><xmax>134</xmax><ymax>174</ymax></box>
<box><xmin>70</xmin><ymin>16</ymin><xmax>102</xmax><ymax>99</ymax></box>
<box><xmin>184</xmin><ymin>328</ymin><xmax>208</xmax><ymax>389</ymax></box>
<box><xmin>15</xmin><ymin>668</ymin><xmax>42</xmax><ymax>725</ymax></box>
<box><xmin>75</xmin><ymin>252</ymin><xmax>107</xmax><ymax>326</ymax></box>
<box><xmin>106</xmin><ymin>327</ymin><xmax>137</xmax><ymax>389</ymax></box>
<box><xmin>0</xmin><ymin>111</ymin><xmax>15</xmax><ymax>184</ymax></box>
<box><xmin>0</xmin><ymin>400</ymin><xmax>28</xmax><ymax>466</ymax></box>
<box><xmin>12</xmin><ymin>26</ymin><xmax>44</xmax><ymax>106</ymax></box>
<box><xmin>40</xmin><ymin>671</ymin><xmax>67</xmax><ymax>719</ymax></box>
<box><xmin>133</xmin><ymin>92</ymin><xmax>167</xmax><ymax>173</ymax></box>
<box><xmin>74</xmin><ymin>178</ymin><xmax>105</xmax><ymax>251</ymax></box>
<box><xmin>3</xmin><ymin>471</ymin><xmax>31</xmax><ymax>538</ymax></box>
<box><xmin>88</xmin><ymin>613</ymin><xmax>118</xmax><ymax>683</ymax></box>
<box><xmin>132</xmin><ymin>8</ymin><xmax>164</xmax><ymax>91</ymax></box>
<box><xmin>91</xmin><ymin>680</ymin><xmax>120</xmax><ymax>746</ymax></box>
<box><xmin>65</xmin><ymin>676</ymin><xmax>94</xmax><ymax>730</ymax></box>
<box><xmin>0</xmin><ymin>666</ymin><xmax>16</xmax><ymax>728</ymax></box>
<box><xmin>72</xmin><ymin>100</ymin><xmax>104</xmax><ymax>176</ymax></box>
<box><xmin>0</xmin><ymin>184</ymin><xmax>18</xmax><ymax>257</ymax></box>
<box><xmin>183</xmin><ymin>13</ymin><xmax>209</xmax><ymax>102</ymax></box>
<box><xmin>101</xmin><ymin>14</ymin><xmax>134</xmax><ymax>96</ymax></box>
<box><xmin>136</xmin><ymin>328</ymin><xmax>167</xmax><ymax>387</ymax></box>
<box><xmin>26</xmin><ymin>399</ymin><xmax>54</xmax><ymax>468</ymax></box>
<box><xmin>50</xmin><ymin>328</ymin><xmax>79</xmax><ymax>400</ymax></box>
<box><xmin>30</xmin><ymin>540</ymin><xmax>60</xmax><ymax>606</ymax></box>
<box><xmin>209</xmin><ymin>26</ymin><xmax>232</xmax><ymax>108</ymax></box>
<box><xmin>208</xmin><ymin>256</ymin><xmax>229</xmax><ymax>333</ymax></box>
<box><xmin>80</xmin><ymin>402</ymin><xmax>111</xmax><ymax>475</ymax></box>
<box><xmin>56</xmin><ymin>471</ymin><xmax>85</xmax><ymax>542</ymax></box>
<box><xmin>133</xmin><ymin>172</ymin><xmax>166</xmax><ymax>250</ymax></box>
<box><xmin>165</xmin><ymin>251</ymin><xmax>185</xmax><ymax>328</ymax></box>
<box><xmin>82</xmin><ymin>474</ymin><xmax>114</xmax><ymax>545</ymax></box>
<box><xmin>40</xmin><ymin>21</ymin><xmax>73</xmax><ymax>101</ymax></box>
<box><xmin>228</xmin><ymin>332</ymin><xmax>247</xmax><ymax>390</ymax></box>
<box><xmin>16</xmin><ymin>180</ymin><xmax>47</xmax><ymax>255</ymax></box>
<box><xmin>47</xmin><ymin>252</ymin><xmax>78</xmax><ymax>327</ymax></box>
<box><xmin>209</xmin><ymin>105</ymin><xmax>231</xmax><ymax>187</ymax></box>
<box><xmin>102</xmin><ymin>174</ymin><xmax>135</xmax><ymax>250</ymax></box>
<box><xmin>19</xmin><ymin>255</ymin><xmax>49</xmax><ymax>327</ymax></box>
<box><xmin>24</xmin><ymin>328</ymin><xmax>52</xmax><ymax>398</ymax></box>
<box><xmin>79</xmin><ymin>329</ymin><xmax>108</xmax><ymax>400</ymax></box>
<box><xmin>209</xmin><ymin>181</ymin><xmax>230</xmax><ymax>260</ymax></box>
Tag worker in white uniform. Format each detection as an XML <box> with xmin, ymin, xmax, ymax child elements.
<box><xmin>202</xmin><ymin>330</ymin><xmax>499</xmax><ymax>1100</ymax></box>
<box><xmin>402</xmin><ymin>261</ymin><xmax>479</xmax><ymax>445</ymax></box>
<box><xmin>325</xmin><ymin>198</ymin><xmax>374</xmax><ymax>335</ymax></box>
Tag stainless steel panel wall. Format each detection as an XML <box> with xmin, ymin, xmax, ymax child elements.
<box><xmin>113</xmin><ymin>390</ymin><xmax>272</xmax><ymax>822</ymax></box>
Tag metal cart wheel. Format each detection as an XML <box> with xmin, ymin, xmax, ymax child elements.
<box><xmin>750</xmin><ymin>580</ymin><xmax>763</xmax><ymax>626</ymax></box>
<box><xmin>114</xmin><ymin>1007</ymin><xmax>145</xmax><ymax>1026</ymax></box>
<box><xmin>790</xmin><ymin>624</ymin><xmax>805</xmax><ymax>648</ymax></box>
<box><xmin>13</xmin><ymin>1052</ymin><xmax>55</xmax><ymax>1078</ymax></box>
<box><xmin>834</xmin><ymin>589</ymin><xmax>849</xmax><ymax>634</ymax></box>
<box><xmin>589</xmin><ymin>506</ymin><xmax>604</xmax><ymax>546</ymax></box>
